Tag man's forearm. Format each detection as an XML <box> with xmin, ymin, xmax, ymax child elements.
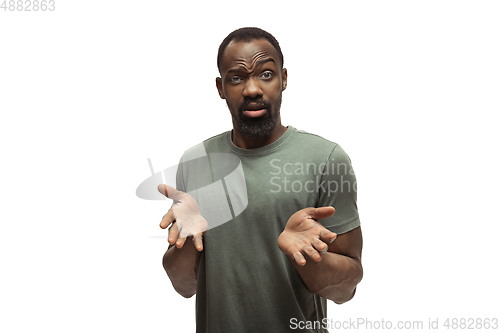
<box><xmin>163</xmin><ymin>242</ymin><xmax>201</xmax><ymax>298</ymax></box>
<box><xmin>290</xmin><ymin>252</ymin><xmax>363</xmax><ymax>304</ymax></box>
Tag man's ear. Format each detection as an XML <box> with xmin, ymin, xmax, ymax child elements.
<box><xmin>216</xmin><ymin>77</ymin><xmax>225</xmax><ymax>99</ymax></box>
<box><xmin>281</xmin><ymin>68</ymin><xmax>288</xmax><ymax>91</ymax></box>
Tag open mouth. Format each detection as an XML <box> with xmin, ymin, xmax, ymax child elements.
<box><xmin>241</xmin><ymin>103</ymin><xmax>268</xmax><ymax>118</ymax></box>
<box><xmin>243</xmin><ymin>109</ymin><xmax>267</xmax><ymax>118</ymax></box>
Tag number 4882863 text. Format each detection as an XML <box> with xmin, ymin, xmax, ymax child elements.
<box><xmin>1</xmin><ymin>0</ymin><xmax>55</xmax><ymax>11</ymax></box>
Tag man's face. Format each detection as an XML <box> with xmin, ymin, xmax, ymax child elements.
<box><xmin>216</xmin><ymin>39</ymin><xmax>287</xmax><ymax>138</ymax></box>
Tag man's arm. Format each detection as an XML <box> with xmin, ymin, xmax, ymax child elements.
<box><xmin>162</xmin><ymin>232</ymin><xmax>201</xmax><ymax>298</ymax></box>
<box><xmin>278</xmin><ymin>207</ymin><xmax>363</xmax><ymax>304</ymax></box>
<box><xmin>158</xmin><ymin>185</ymin><xmax>207</xmax><ymax>298</ymax></box>
<box><xmin>289</xmin><ymin>226</ymin><xmax>362</xmax><ymax>304</ymax></box>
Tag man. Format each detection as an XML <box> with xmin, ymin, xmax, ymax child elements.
<box><xmin>159</xmin><ymin>27</ymin><xmax>363</xmax><ymax>332</ymax></box>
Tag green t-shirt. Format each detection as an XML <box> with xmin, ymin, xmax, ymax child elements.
<box><xmin>176</xmin><ymin>126</ymin><xmax>360</xmax><ymax>333</ymax></box>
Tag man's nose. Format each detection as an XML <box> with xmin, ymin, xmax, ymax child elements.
<box><xmin>242</xmin><ymin>77</ymin><xmax>263</xmax><ymax>99</ymax></box>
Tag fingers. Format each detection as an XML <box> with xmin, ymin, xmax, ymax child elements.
<box><xmin>305</xmin><ymin>206</ymin><xmax>335</xmax><ymax>220</ymax></box>
<box><xmin>165</xmin><ymin>220</ymin><xmax>185</xmax><ymax>248</ymax></box>
<box><xmin>167</xmin><ymin>222</ymin><xmax>180</xmax><ymax>245</ymax></box>
<box><xmin>174</xmin><ymin>233</ymin><xmax>204</xmax><ymax>251</ymax></box>
<box><xmin>289</xmin><ymin>238</ymin><xmax>322</xmax><ymax>266</ymax></box>
<box><xmin>160</xmin><ymin>208</ymin><xmax>176</xmax><ymax>229</ymax></box>
<box><xmin>176</xmin><ymin>225</ymin><xmax>194</xmax><ymax>248</ymax></box>
<box><xmin>175</xmin><ymin>235</ymin><xmax>188</xmax><ymax>248</ymax></box>
<box><xmin>312</xmin><ymin>238</ymin><xmax>328</xmax><ymax>254</ymax></box>
<box><xmin>292</xmin><ymin>244</ymin><xmax>323</xmax><ymax>266</ymax></box>
<box><xmin>161</xmin><ymin>207</ymin><xmax>182</xmax><ymax>246</ymax></box>
<box><xmin>192</xmin><ymin>234</ymin><xmax>204</xmax><ymax>252</ymax></box>
<box><xmin>319</xmin><ymin>228</ymin><xmax>337</xmax><ymax>244</ymax></box>
<box><xmin>292</xmin><ymin>251</ymin><xmax>306</xmax><ymax>266</ymax></box>
<box><xmin>304</xmin><ymin>245</ymin><xmax>322</xmax><ymax>262</ymax></box>
<box><xmin>167</xmin><ymin>222</ymin><xmax>204</xmax><ymax>251</ymax></box>
<box><xmin>161</xmin><ymin>200</ymin><xmax>205</xmax><ymax>251</ymax></box>
<box><xmin>157</xmin><ymin>184</ymin><xmax>182</xmax><ymax>200</ymax></box>
<box><xmin>292</xmin><ymin>231</ymin><xmax>337</xmax><ymax>265</ymax></box>
<box><xmin>284</xmin><ymin>207</ymin><xmax>337</xmax><ymax>266</ymax></box>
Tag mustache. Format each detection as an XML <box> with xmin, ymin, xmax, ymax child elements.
<box><xmin>237</xmin><ymin>98</ymin><xmax>272</xmax><ymax>114</ymax></box>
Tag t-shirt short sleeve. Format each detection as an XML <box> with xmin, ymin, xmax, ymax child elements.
<box><xmin>317</xmin><ymin>144</ymin><xmax>360</xmax><ymax>235</ymax></box>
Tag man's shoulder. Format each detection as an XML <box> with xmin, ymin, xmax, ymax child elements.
<box><xmin>289</xmin><ymin>127</ymin><xmax>355</xmax><ymax>165</ymax></box>
<box><xmin>179</xmin><ymin>131</ymin><xmax>229</xmax><ymax>162</ymax></box>
<box><xmin>291</xmin><ymin>127</ymin><xmax>339</xmax><ymax>152</ymax></box>
<box><xmin>202</xmin><ymin>131</ymin><xmax>229</xmax><ymax>145</ymax></box>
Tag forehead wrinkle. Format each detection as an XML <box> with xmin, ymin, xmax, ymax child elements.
<box><xmin>228</xmin><ymin>55</ymin><xmax>275</xmax><ymax>74</ymax></box>
<box><xmin>222</xmin><ymin>40</ymin><xmax>280</xmax><ymax>75</ymax></box>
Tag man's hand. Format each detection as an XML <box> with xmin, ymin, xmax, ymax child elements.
<box><xmin>278</xmin><ymin>206</ymin><xmax>337</xmax><ymax>266</ymax></box>
<box><xmin>158</xmin><ymin>184</ymin><xmax>208</xmax><ymax>251</ymax></box>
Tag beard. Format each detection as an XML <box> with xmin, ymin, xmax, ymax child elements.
<box><xmin>228</xmin><ymin>93</ymin><xmax>282</xmax><ymax>138</ymax></box>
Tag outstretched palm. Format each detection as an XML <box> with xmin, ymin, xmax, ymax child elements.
<box><xmin>278</xmin><ymin>207</ymin><xmax>337</xmax><ymax>266</ymax></box>
<box><xmin>158</xmin><ymin>184</ymin><xmax>208</xmax><ymax>251</ymax></box>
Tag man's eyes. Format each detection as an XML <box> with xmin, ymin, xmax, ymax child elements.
<box><xmin>259</xmin><ymin>71</ymin><xmax>273</xmax><ymax>80</ymax></box>
<box><xmin>229</xmin><ymin>76</ymin><xmax>244</xmax><ymax>84</ymax></box>
<box><xmin>229</xmin><ymin>71</ymin><xmax>274</xmax><ymax>84</ymax></box>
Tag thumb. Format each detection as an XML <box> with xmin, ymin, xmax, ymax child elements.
<box><xmin>157</xmin><ymin>184</ymin><xmax>182</xmax><ymax>200</ymax></box>
<box><xmin>306</xmin><ymin>206</ymin><xmax>335</xmax><ymax>220</ymax></box>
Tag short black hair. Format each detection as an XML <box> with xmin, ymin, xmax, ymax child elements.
<box><xmin>217</xmin><ymin>27</ymin><xmax>284</xmax><ymax>74</ymax></box>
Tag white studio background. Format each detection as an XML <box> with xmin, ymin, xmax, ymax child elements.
<box><xmin>1</xmin><ymin>1</ymin><xmax>499</xmax><ymax>332</ymax></box>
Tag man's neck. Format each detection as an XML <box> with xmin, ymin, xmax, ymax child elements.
<box><xmin>231</xmin><ymin>123</ymin><xmax>287</xmax><ymax>149</ymax></box>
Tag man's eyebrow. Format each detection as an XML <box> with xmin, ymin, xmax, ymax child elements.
<box><xmin>227</xmin><ymin>58</ymin><xmax>275</xmax><ymax>74</ymax></box>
